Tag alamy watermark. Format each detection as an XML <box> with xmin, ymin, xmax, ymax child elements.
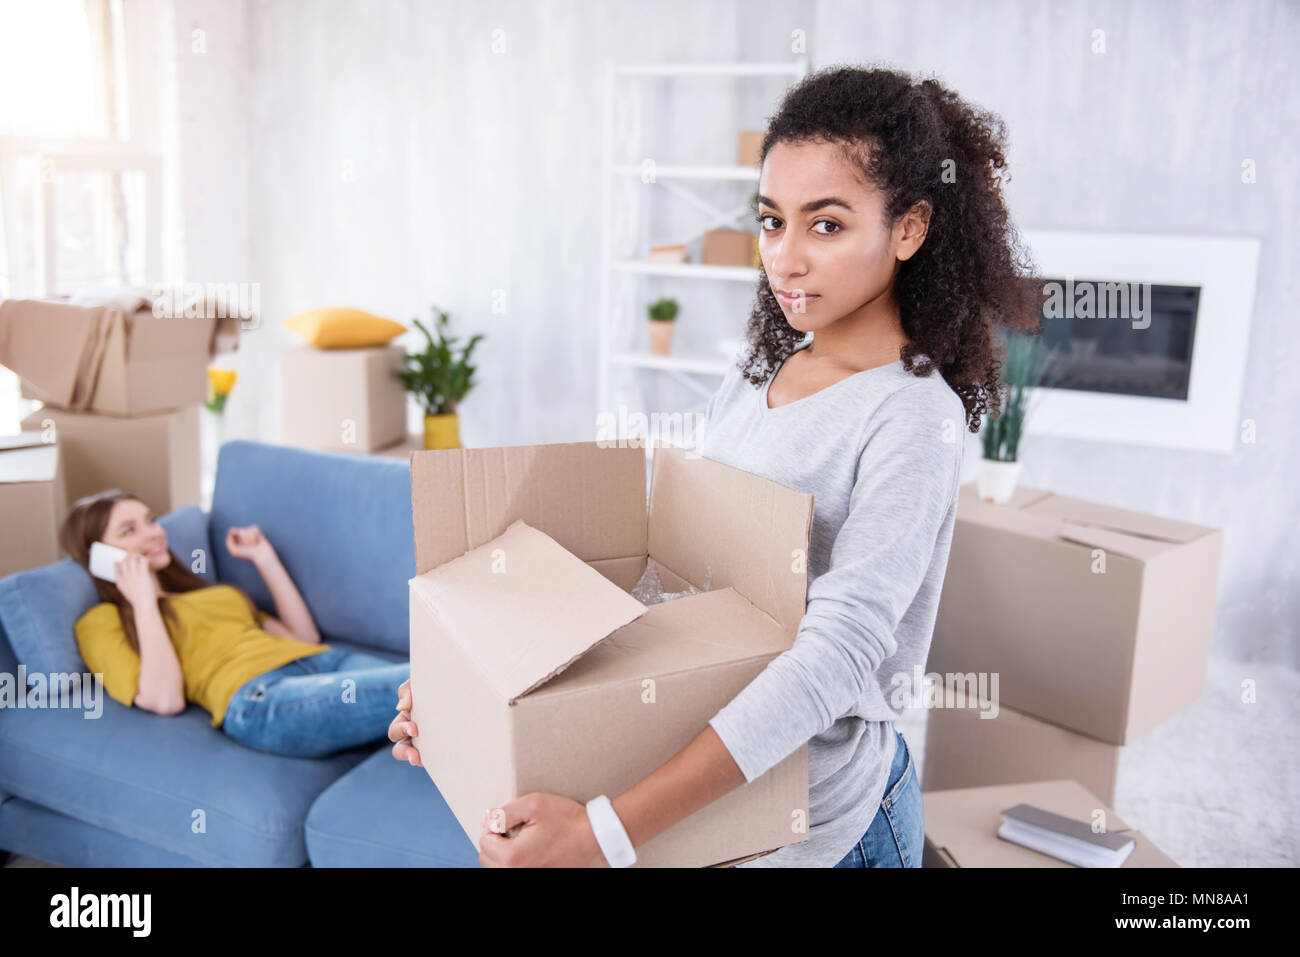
<box><xmin>150</xmin><ymin>281</ymin><xmax>260</xmax><ymax>329</ymax></box>
<box><xmin>1042</xmin><ymin>276</ymin><xmax>1152</xmax><ymax>330</ymax></box>
<box><xmin>889</xmin><ymin>667</ymin><xmax>1000</xmax><ymax>718</ymax></box>
<box><xmin>0</xmin><ymin>667</ymin><xmax>104</xmax><ymax>719</ymax></box>
<box><xmin>595</xmin><ymin>405</ymin><xmax>707</xmax><ymax>458</ymax></box>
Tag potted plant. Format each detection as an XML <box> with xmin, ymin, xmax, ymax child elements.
<box><xmin>393</xmin><ymin>306</ymin><xmax>485</xmax><ymax>450</ymax></box>
<box><xmin>978</xmin><ymin>330</ymin><xmax>1057</xmax><ymax>503</ymax></box>
<box><xmin>648</xmin><ymin>297</ymin><xmax>679</xmax><ymax>356</ymax></box>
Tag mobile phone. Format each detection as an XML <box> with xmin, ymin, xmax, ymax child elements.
<box><xmin>88</xmin><ymin>541</ymin><xmax>129</xmax><ymax>582</ymax></box>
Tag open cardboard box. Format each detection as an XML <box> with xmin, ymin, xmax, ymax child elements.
<box><xmin>406</xmin><ymin>440</ymin><xmax>814</xmax><ymax>867</ymax></box>
<box><xmin>930</xmin><ymin>483</ymin><xmax>1224</xmax><ymax>745</ymax></box>
<box><xmin>2</xmin><ymin>297</ymin><xmax>238</xmax><ymax>416</ymax></box>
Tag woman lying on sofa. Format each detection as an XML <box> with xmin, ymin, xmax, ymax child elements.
<box><xmin>61</xmin><ymin>489</ymin><xmax>409</xmax><ymax>758</ymax></box>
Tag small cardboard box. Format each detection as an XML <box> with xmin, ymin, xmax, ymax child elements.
<box><xmin>922</xmin><ymin>779</ymin><xmax>1178</xmax><ymax>867</ymax></box>
<box><xmin>4</xmin><ymin>297</ymin><xmax>235</xmax><ymax>416</ymax></box>
<box><xmin>280</xmin><ymin>345</ymin><xmax>406</xmax><ymax>453</ymax></box>
<box><xmin>929</xmin><ymin>482</ymin><xmax>1224</xmax><ymax>745</ymax></box>
<box><xmin>922</xmin><ymin>677</ymin><xmax>1123</xmax><ymax>806</ymax></box>
<box><xmin>701</xmin><ymin>228</ymin><xmax>757</xmax><ymax>267</ymax></box>
<box><xmin>21</xmin><ymin>405</ymin><xmax>199</xmax><ymax>515</ymax></box>
<box><xmin>407</xmin><ymin>440</ymin><xmax>814</xmax><ymax>868</ymax></box>
<box><xmin>0</xmin><ymin>435</ymin><xmax>65</xmax><ymax>578</ymax></box>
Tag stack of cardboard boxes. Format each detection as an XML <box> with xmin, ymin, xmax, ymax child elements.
<box><xmin>0</xmin><ymin>296</ymin><xmax>237</xmax><ymax>530</ymax></box>
<box><xmin>919</xmin><ymin>482</ymin><xmax>1224</xmax><ymax>865</ymax></box>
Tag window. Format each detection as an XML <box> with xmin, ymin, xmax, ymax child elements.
<box><xmin>0</xmin><ymin>0</ymin><xmax>159</xmax><ymax>432</ymax></box>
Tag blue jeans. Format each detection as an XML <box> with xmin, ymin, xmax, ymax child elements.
<box><xmin>833</xmin><ymin>728</ymin><xmax>924</xmax><ymax>868</ymax></box>
<box><xmin>221</xmin><ymin>647</ymin><xmax>409</xmax><ymax>759</ymax></box>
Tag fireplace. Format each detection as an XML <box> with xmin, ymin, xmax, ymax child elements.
<box><xmin>1016</xmin><ymin>230</ymin><xmax>1260</xmax><ymax>453</ymax></box>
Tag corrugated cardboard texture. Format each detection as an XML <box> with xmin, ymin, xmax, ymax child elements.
<box><xmin>922</xmin><ymin>683</ymin><xmax>1122</xmax><ymax>806</ymax></box>
<box><xmin>406</xmin><ymin>442</ymin><xmax>816</xmax><ymax>866</ymax></box>
<box><xmin>21</xmin><ymin>406</ymin><xmax>199</xmax><ymax>514</ymax></box>
<box><xmin>930</xmin><ymin>482</ymin><xmax>1223</xmax><ymax>744</ymax></box>
<box><xmin>647</xmin><ymin>444</ymin><xmax>813</xmax><ymax>639</ymax></box>
<box><xmin>410</xmin><ymin>441</ymin><xmax>648</xmax><ymax>573</ymax></box>
<box><xmin>409</xmin><ymin>519</ymin><xmax>647</xmax><ymax>702</ymax></box>
<box><xmin>922</xmin><ymin>779</ymin><xmax>1178</xmax><ymax>867</ymax></box>
<box><xmin>512</xmin><ymin>589</ymin><xmax>808</xmax><ymax>867</ymax></box>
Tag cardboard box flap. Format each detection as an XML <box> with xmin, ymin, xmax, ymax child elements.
<box><xmin>1022</xmin><ymin>492</ymin><xmax>1211</xmax><ymax>545</ymax></box>
<box><xmin>410</xmin><ymin>442</ymin><xmax>647</xmax><ymax>574</ymax></box>
<box><xmin>0</xmin><ymin>298</ymin><xmax>115</xmax><ymax>410</ymax></box>
<box><xmin>647</xmin><ymin>444</ymin><xmax>813</xmax><ymax>638</ymax></box>
<box><xmin>408</xmin><ymin>518</ymin><xmax>647</xmax><ymax>702</ymax></box>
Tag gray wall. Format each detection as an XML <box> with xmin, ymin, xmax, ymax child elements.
<box><xmin>169</xmin><ymin>0</ymin><xmax>1298</xmax><ymax>664</ymax></box>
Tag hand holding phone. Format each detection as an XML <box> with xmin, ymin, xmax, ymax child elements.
<box><xmin>89</xmin><ymin>541</ymin><xmax>155</xmax><ymax>608</ymax></box>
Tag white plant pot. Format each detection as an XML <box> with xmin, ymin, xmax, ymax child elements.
<box><xmin>976</xmin><ymin>458</ymin><xmax>1022</xmax><ymax>504</ymax></box>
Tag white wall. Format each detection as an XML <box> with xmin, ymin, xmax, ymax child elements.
<box><xmin>165</xmin><ymin>0</ymin><xmax>1299</xmax><ymax>665</ymax></box>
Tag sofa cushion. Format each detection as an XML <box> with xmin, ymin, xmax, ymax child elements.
<box><xmin>305</xmin><ymin>745</ymin><xmax>479</xmax><ymax>867</ymax></box>
<box><xmin>0</xmin><ymin>505</ymin><xmax>213</xmax><ymax>685</ymax></box>
<box><xmin>210</xmin><ymin>441</ymin><xmax>415</xmax><ymax>655</ymax></box>
<box><xmin>0</xmin><ymin>636</ymin><xmax>396</xmax><ymax>866</ymax></box>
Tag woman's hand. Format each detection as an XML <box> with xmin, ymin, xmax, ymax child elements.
<box><xmin>115</xmin><ymin>553</ymin><xmax>156</xmax><ymax>608</ymax></box>
<box><xmin>226</xmin><ymin>525</ymin><xmax>277</xmax><ymax>567</ymax></box>
<box><xmin>389</xmin><ymin>678</ymin><xmax>422</xmax><ymax>767</ymax></box>
<box><xmin>478</xmin><ymin>793</ymin><xmax>607</xmax><ymax>868</ymax></box>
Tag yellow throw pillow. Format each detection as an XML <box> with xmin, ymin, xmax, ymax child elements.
<box><xmin>283</xmin><ymin>308</ymin><xmax>407</xmax><ymax>348</ymax></box>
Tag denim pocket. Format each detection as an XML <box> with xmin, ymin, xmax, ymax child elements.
<box><xmin>880</xmin><ymin>737</ymin><xmax>922</xmax><ymax>868</ymax></box>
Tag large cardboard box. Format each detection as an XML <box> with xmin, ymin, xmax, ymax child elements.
<box><xmin>0</xmin><ymin>435</ymin><xmax>65</xmax><ymax>578</ymax></box>
<box><xmin>3</xmin><ymin>297</ymin><xmax>235</xmax><ymax>415</ymax></box>
<box><xmin>280</xmin><ymin>345</ymin><xmax>406</xmax><ymax>452</ymax></box>
<box><xmin>922</xmin><ymin>677</ymin><xmax>1123</xmax><ymax>806</ymax></box>
<box><xmin>407</xmin><ymin>440</ymin><xmax>815</xmax><ymax>868</ymax></box>
<box><xmin>929</xmin><ymin>482</ymin><xmax>1223</xmax><ymax>745</ymax></box>
<box><xmin>21</xmin><ymin>406</ymin><xmax>199</xmax><ymax>515</ymax></box>
<box><xmin>922</xmin><ymin>779</ymin><xmax>1178</xmax><ymax>867</ymax></box>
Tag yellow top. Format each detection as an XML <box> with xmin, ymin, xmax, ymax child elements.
<box><xmin>74</xmin><ymin>584</ymin><xmax>332</xmax><ymax>728</ymax></box>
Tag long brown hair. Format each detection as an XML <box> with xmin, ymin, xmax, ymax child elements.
<box><xmin>59</xmin><ymin>489</ymin><xmax>261</xmax><ymax>654</ymax></box>
<box><xmin>742</xmin><ymin>65</ymin><xmax>1043</xmax><ymax>433</ymax></box>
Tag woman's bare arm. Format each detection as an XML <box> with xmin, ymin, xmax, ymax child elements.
<box><xmin>131</xmin><ymin>600</ymin><xmax>185</xmax><ymax>714</ymax></box>
<box><xmin>254</xmin><ymin>552</ymin><xmax>322</xmax><ymax>644</ymax></box>
<box><xmin>610</xmin><ymin>725</ymin><xmax>748</xmax><ymax>848</ymax></box>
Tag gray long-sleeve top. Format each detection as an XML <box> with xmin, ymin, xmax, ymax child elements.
<box><xmin>696</xmin><ymin>340</ymin><xmax>966</xmax><ymax>866</ymax></box>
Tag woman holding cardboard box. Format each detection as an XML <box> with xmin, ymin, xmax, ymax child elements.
<box><xmin>64</xmin><ymin>490</ymin><xmax>408</xmax><ymax>758</ymax></box>
<box><xmin>391</xmin><ymin>65</ymin><xmax>1040</xmax><ymax>867</ymax></box>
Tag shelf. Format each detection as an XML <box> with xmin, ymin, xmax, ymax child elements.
<box><xmin>609</xmin><ymin>352</ymin><xmax>733</xmax><ymax>375</ymax></box>
<box><xmin>612</xmin><ymin>163</ymin><xmax>760</xmax><ymax>182</ymax></box>
<box><xmin>611</xmin><ymin>260</ymin><xmax>759</xmax><ymax>282</ymax></box>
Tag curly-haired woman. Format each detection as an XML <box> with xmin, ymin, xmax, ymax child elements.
<box><xmin>391</xmin><ymin>65</ymin><xmax>1041</xmax><ymax>867</ymax></box>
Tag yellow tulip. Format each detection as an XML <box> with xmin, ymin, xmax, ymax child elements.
<box><xmin>208</xmin><ymin>367</ymin><xmax>238</xmax><ymax>397</ymax></box>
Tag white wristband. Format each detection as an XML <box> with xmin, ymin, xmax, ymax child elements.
<box><xmin>585</xmin><ymin>794</ymin><xmax>636</xmax><ymax>868</ymax></box>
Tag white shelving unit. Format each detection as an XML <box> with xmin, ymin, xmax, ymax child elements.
<box><xmin>597</xmin><ymin>58</ymin><xmax>808</xmax><ymax>458</ymax></box>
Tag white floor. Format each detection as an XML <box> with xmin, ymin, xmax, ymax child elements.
<box><xmin>6</xmin><ymin>653</ymin><xmax>1298</xmax><ymax>868</ymax></box>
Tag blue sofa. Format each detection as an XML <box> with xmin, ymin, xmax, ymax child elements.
<box><xmin>0</xmin><ymin>439</ymin><xmax>479</xmax><ymax>867</ymax></box>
